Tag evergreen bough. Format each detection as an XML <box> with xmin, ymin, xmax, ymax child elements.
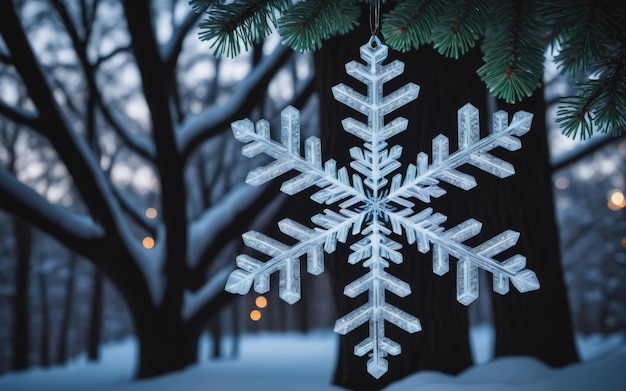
<box><xmin>189</xmin><ymin>0</ymin><xmax>626</xmax><ymax>139</ymax></box>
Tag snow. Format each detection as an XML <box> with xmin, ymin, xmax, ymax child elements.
<box><xmin>1</xmin><ymin>327</ymin><xmax>625</xmax><ymax>391</ymax></box>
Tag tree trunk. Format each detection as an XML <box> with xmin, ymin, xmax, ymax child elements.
<box><xmin>314</xmin><ymin>8</ymin><xmax>487</xmax><ymax>389</ymax></box>
<box><xmin>87</xmin><ymin>267</ymin><xmax>103</xmax><ymax>361</ymax></box>
<box><xmin>485</xmin><ymin>91</ymin><xmax>579</xmax><ymax>366</ymax></box>
<box><xmin>231</xmin><ymin>300</ymin><xmax>240</xmax><ymax>358</ymax></box>
<box><xmin>209</xmin><ymin>313</ymin><xmax>223</xmax><ymax>359</ymax></box>
<box><xmin>37</xmin><ymin>271</ymin><xmax>50</xmax><ymax>367</ymax></box>
<box><xmin>55</xmin><ymin>254</ymin><xmax>76</xmax><ymax>365</ymax></box>
<box><xmin>11</xmin><ymin>215</ymin><xmax>31</xmax><ymax>371</ymax></box>
<box><xmin>134</xmin><ymin>311</ymin><xmax>200</xmax><ymax>378</ymax></box>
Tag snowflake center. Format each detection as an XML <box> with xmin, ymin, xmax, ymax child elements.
<box><xmin>361</xmin><ymin>193</ymin><xmax>391</xmax><ymax>220</ymax></box>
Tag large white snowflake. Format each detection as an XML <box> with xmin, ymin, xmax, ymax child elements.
<box><xmin>225</xmin><ymin>36</ymin><xmax>540</xmax><ymax>378</ymax></box>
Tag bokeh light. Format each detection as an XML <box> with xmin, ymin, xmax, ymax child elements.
<box><xmin>255</xmin><ymin>296</ymin><xmax>267</xmax><ymax>309</ymax></box>
<box><xmin>608</xmin><ymin>190</ymin><xmax>626</xmax><ymax>211</ymax></box>
<box><xmin>143</xmin><ymin>236</ymin><xmax>155</xmax><ymax>249</ymax></box>
<box><xmin>146</xmin><ymin>207</ymin><xmax>158</xmax><ymax>219</ymax></box>
<box><xmin>250</xmin><ymin>309</ymin><xmax>261</xmax><ymax>321</ymax></box>
<box><xmin>555</xmin><ymin>177</ymin><xmax>570</xmax><ymax>190</ymax></box>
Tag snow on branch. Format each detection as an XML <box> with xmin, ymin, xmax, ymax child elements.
<box><xmin>0</xmin><ymin>166</ymin><xmax>104</xmax><ymax>248</ymax></box>
<box><xmin>176</xmin><ymin>44</ymin><xmax>291</xmax><ymax>159</ymax></box>
<box><xmin>188</xmin><ymin>182</ymin><xmax>269</xmax><ymax>268</ymax></box>
<box><xmin>182</xmin><ymin>266</ymin><xmax>231</xmax><ymax>321</ymax></box>
<box><xmin>97</xmin><ymin>100</ymin><xmax>155</xmax><ymax>161</ymax></box>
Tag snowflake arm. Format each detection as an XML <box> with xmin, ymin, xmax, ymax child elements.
<box><xmin>231</xmin><ymin>107</ymin><xmax>367</xmax><ymax>206</ymax></box>
<box><xmin>225</xmin><ymin>209</ymin><xmax>362</xmax><ymax>304</ymax></box>
<box><xmin>387</xmin><ymin>209</ymin><xmax>539</xmax><ymax>305</ymax></box>
<box><xmin>332</xmin><ymin>36</ymin><xmax>419</xmax><ymax>193</ymax></box>
<box><xmin>333</xmin><ymin>218</ymin><xmax>422</xmax><ymax>379</ymax></box>
<box><xmin>387</xmin><ymin>105</ymin><xmax>533</xmax><ymax>205</ymax></box>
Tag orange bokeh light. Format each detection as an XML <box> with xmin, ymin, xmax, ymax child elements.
<box><xmin>250</xmin><ymin>310</ymin><xmax>261</xmax><ymax>321</ymax></box>
<box><xmin>608</xmin><ymin>190</ymin><xmax>626</xmax><ymax>211</ymax></box>
<box><xmin>143</xmin><ymin>237</ymin><xmax>155</xmax><ymax>249</ymax></box>
<box><xmin>255</xmin><ymin>296</ymin><xmax>268</xmax><ymax>309</ymax></box>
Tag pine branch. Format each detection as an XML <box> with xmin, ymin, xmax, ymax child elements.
<box><xmin>189</xmin><ymin>0</ymin><xmax>626</xmax><ymax>138</ymax></box>
<box><xmin>381</xmin><ymin>0</ymin><xmax>445</xmax><ymax>52</ymax></box>
<box><xmin>548</xmin><ymin>0</ymin><xmax>626</xmax><ymax>138</ymax></box>
<box><xmin>197</xmin><ymin>0</ymin><xmax>287</xmax><ymax>57</ymax></box>
<box><xmin>278</xmin><ymin>0</ymin><xmax>360</xmax><ymax>52</ymax></box>
<box><xmin>477</xmin><ymin>0</ymin><xmax>546</xmax><ymax>103</ymax></box>
<box><xmin>431</xmin><ymin>0</ymin><xmax>490</xmax><ymax>59</ymax></box>
<box><xmin>557</xmin><ymin>55</ymin><xmax>626</xmax><ymax>138</ymax></box>
<box><xmin>546</xmin><ymin>1</ymin><xmax>613</xmax><ymax>76</ymax></box>
<box><xmin>188</xmin><ymin>0</ymin><xmax>218</xmax><ymax>14</ymax></box>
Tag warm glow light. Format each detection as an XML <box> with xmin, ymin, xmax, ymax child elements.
<box><xmin>610</xmin><ymin>191</ymin><xmax>625</xmax><ymax>206</ymax></box>
<box><xmin>622</xmin><ymin>237</ymin><xmax>626</xmax><ymax>248</ymax></box>
<box><xmin>255</xmin><ymin>296</ymin><xmax>267</xmax><ymax>309</ymax></box>
<box><xmin>555</xmin><ymin>177</ymin><xmax>570</xmax><ymax>190</ymax></box>
<box><xmin>143</xmin><ymin>237</ymin><xmax>155</xmax><ymax>249</ymax></box>
<box><xmin>250</xmin><ymin>310</ymin><xmax>261</xmax><ymax>321</ymax></box>
<box><xmin>608</xmin><ymin>190</ymin><xmax>626</xmax><ymax>211</ymax></box>
<box><xmin>146</xmin><ymin>208</ymin><xmax>158</xmax><ymax>219</ymax></box>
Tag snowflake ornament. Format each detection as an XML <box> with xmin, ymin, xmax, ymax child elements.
<box><xmin>225</xmin><ymin>36</ymin><xmax>540</xmax><ymax>378</ymax></box>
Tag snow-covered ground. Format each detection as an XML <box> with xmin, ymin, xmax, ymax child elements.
<box><xmin>1</xmin><ymin>326</ymin><xmax>625</xmax><ymax>391</ymax></box>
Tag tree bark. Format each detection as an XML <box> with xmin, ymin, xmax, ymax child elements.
<box><xmin>11</xmin><ymin>215</ymin><xmax>31</xmax><ymax>371</ymax></box>
<box><xmin>87</xmin><ymin>267</ymin><xmax>103</xmax><ymax>361</ymax></box>
<box><xmin>55</xmin><ymin>254</ymin><xmax>76</xmax><ymax>365</ymax></box>
<box><xmin>134</xmin><ymin>310</ymin><xmax>201</xmax><ymax>378</ymax></box>
<box><xmin>486</xmin><ymin>91</ymin><xmax>579</xmax><ymax>366</ymax></box>
<box><xmin>209</xmin><ymin>313</ymin><xmax>223</xmax><ymax>359</ymax></box>
<box><xmin>37</xmin><ymin>271</ymin><xmax>50</xmax><ymax>367</ymax></box>
<box><xmin>230</xmin><ymin>300</ymin><xmax>240</xmax><ymax>358</ymax></box>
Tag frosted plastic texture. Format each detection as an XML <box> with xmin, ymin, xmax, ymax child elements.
<box><xmin>225</xmin><ymin>36</ymin><xmax>540</xmax><ymax>378</ymax></box>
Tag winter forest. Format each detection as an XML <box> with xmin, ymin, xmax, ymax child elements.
<box><xmin>0</xmin><ymin>1</ymin><xmax>625</xmax><ymax>390</ymax></box>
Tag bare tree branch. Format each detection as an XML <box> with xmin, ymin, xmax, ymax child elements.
<box><xmin>51</xmin><ymin>0</ymin><xmax>155</xmax><ymax>161</ymax></box>
<box><xmin>99</xmin><ymin>101</ymin><xmax>155</xmax><ymax>160</ymax></box>
<box><xmin>0</xmin><ymin>165</ymin><xmax>104</xmax><ymax>250</ymax></box>
<box><xmin>189</xmin><ymin>180</ymin><xmax>285</xmax><ymax>290</ymax></box>
<box><xmin>551</xmin><ymin>132</ymin><xmax>626</xmax><ymax>172</ymax></box>
<box><xmin>51</xmin><ymin>0</ymin><xmax>85</xmax><ymax>52</ymax></box>
<box><xmin>162</xmin><ymin>9</ymin><xmax>203</xmax><ymax>72</ymax></box>
<box><xmin>177</xmin><ymin>44</ymin><xmax>292</xmax><ymax>161</ymax></box>
<box><xmin>0</xmin><ymin>52</ymin><xmax>11</xmax><ymax>64</ymax></box>
<box><xmin>112</xmin><ymin>187</ymin><xmax>157</xmax><ymax>236</ymax></box>
<box><xmin>0</xmin><ymin>99</ymin><xmax>40</xmax><ymax>130</ymax></box>
<box><xmin>94</xmin><ymin>44</ymin><xmax>132</xmax><ymax>69</ymax></box>
<box><xmin>0</xmin><ymin>1</ymin><xmax>128</xmax><ymax>241</ymax></box>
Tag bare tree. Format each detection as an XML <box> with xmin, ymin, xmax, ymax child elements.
<box><xmin>0</xmin><ymin>0</ymin><xmax>311</xmax><ymax>378</ymax></box>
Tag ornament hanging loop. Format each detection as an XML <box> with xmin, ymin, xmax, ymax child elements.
<box><xmin>369</xmin><ymin>0</ymin><xmax>381</xmax><ymax>38</ymax></box>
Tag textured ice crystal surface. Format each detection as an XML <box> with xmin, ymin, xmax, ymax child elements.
<box><xmin>225</xmin><ymin>36</ymin><xmax>540</xmax><ymax>378</ymax></box>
